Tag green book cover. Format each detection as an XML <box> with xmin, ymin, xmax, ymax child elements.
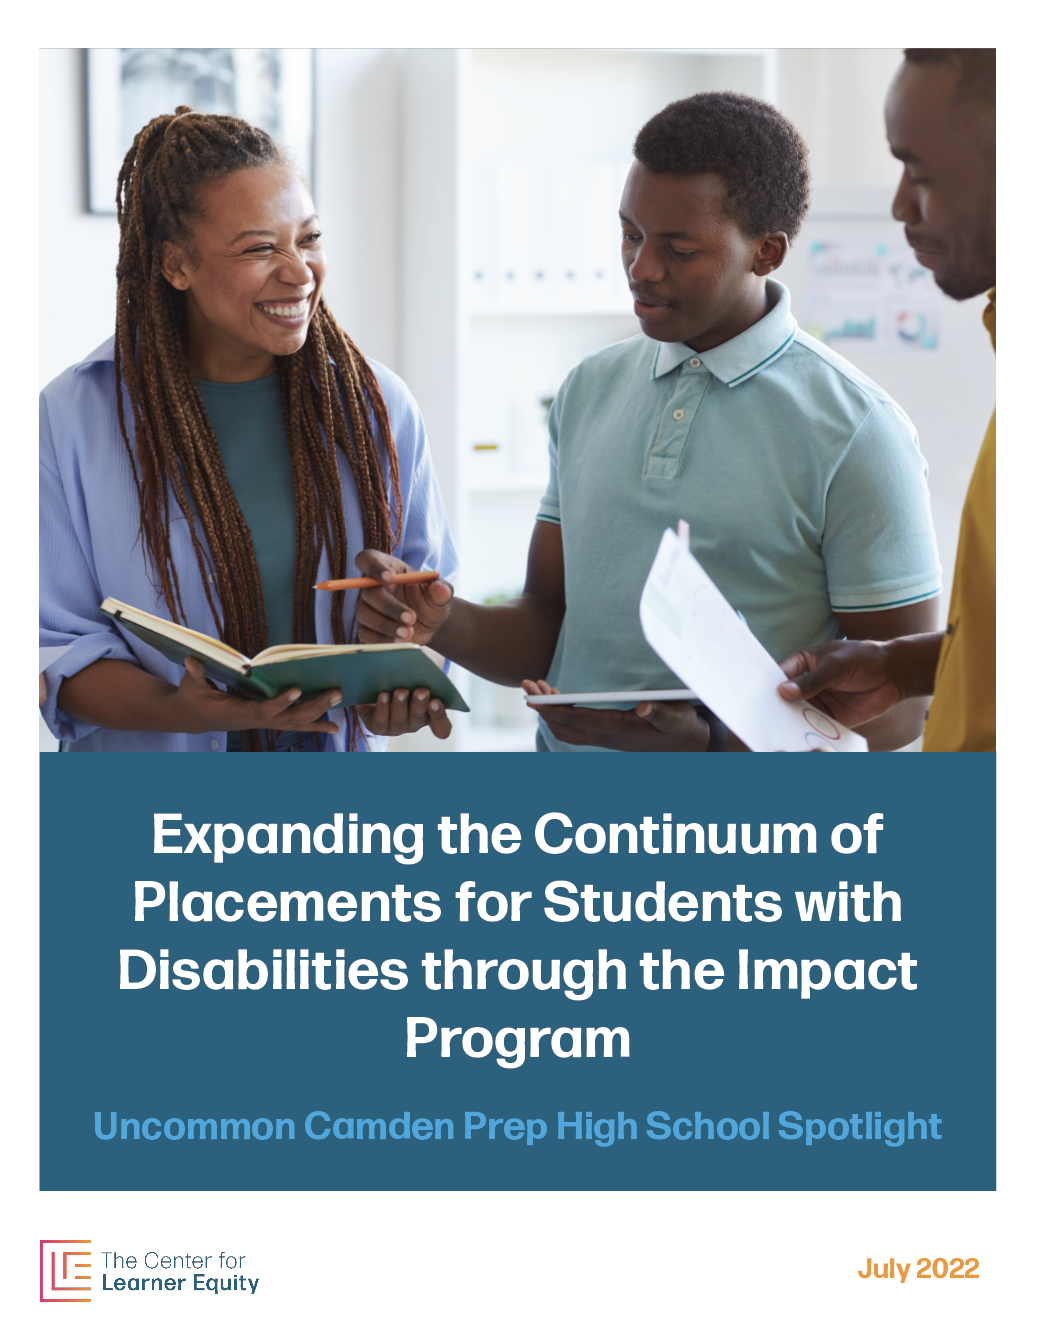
<box><xmin>99</xmin><ymin>599</ymin><xmax>469</xmax><ymax>712</ymax></box>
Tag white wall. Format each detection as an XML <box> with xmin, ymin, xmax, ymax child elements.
<box><xmin>38</xmin><ymin>48</ymin><xmax>404</xmax><ymax>390</ymax></box>
<box><xmin>398</xmin><ymin>49</ymin><xmax>466</xmax><ymax>532</ymax></box>
<box><xmin>312</xmin><ymin>49</ymin><xmax>401</xmax><ymax>372</ymax></box>
<box><xmin>777</xmin><ymin>48</ymin><xmax>905</xmax><ymax>193</ymax></box>
<box><xmin>39</xmin><ymin>49</ymin><xmax>120</xmax><ymax>389</ymax></box>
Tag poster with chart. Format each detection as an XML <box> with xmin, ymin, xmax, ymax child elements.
<box><xmin>801</xmin><ymin>239</ymin><xmax>942</xmax><ymax>351</ymax></box>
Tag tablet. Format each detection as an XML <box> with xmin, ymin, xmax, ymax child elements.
<box><xmin>524</xmin><ymin>689</ymin><xmax>699</xmax><ymax>705</ymax></box>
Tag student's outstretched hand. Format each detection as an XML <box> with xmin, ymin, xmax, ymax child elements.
<box><xmin>521</xmin><ymin>679</ymin><xmax>713</xmax><ymax>752</ymax></box>
<box><xmin>356</xmin><ymin>687</ymin><xmax>452</xmax><ymax>740</ymax></box>
<box><xmin>778</xmin><ymin>641</ymin><xmax>911</xmax><ymax>728</ymax></box>
<box><xmin>354</xmin><ymin>550</ymin><xmax>454</xmax><ymax>646</ymax></box>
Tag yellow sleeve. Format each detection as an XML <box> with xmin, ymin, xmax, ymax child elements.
<box><xmin>922</xmin><ymin>413</ymin><xmax>995</xmax><ymax>752</ymax></box>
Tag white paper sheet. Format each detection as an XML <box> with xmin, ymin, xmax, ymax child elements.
<box><xmin>639</xmin><ymin>530</ymin><xmax>867</xmax><ymax>753</ymax></box>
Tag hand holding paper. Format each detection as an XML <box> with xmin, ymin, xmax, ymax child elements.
<box><xmin>639</xmin><ymin>530</ymin><xmax>867</xmax><ymax>753</ymax></box>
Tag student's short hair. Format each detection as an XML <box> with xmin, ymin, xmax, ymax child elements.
<box><xmin>633</xmin><ymin>92</ymin><xmax>811</xmax><ymax>241</ymax></box>
<box><xmin>903</xmin><ymin>49</ymin><xmax>996</xmax><ymax>107</ymax></box>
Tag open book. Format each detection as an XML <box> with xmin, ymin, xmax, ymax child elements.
<box><xmin>99</xmin><ymin>598</ymin><xmax>469</xmax><ymax>711</ymax></box>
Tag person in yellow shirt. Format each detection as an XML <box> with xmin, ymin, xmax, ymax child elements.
<box><xmin>778</xmin><ymin>48</ymin><xmax>995</xmax><ymax>751</ymax></box>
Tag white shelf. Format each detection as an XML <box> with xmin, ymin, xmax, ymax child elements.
<box><xmin>469</xmin><ymin>307</ymin><xmax>635</xmax><ymax>320</ymax></box>
<box><xmin>464</xmin><ymin>474</ymin><xmax>548</xmax><ymax>493</ymax></box>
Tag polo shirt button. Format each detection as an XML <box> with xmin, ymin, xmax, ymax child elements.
<box><xmin>689</xmin><ymin>358</ymin><xmax>702</xmax><ymax>368</ymax></box>
<box><xmin>673</xmin><ymin>408</ymin><xmax>685</xmax><ymax>421</ymax></box>
<box><xmin>211</xmin><ymin>739</ymin><xmax>219</xmax><ymax>749</ymax></box>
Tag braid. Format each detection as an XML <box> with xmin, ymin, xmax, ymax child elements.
<box><xmin>114</xmin><ymin>106</ymin><xmax>402</xmax><ymax>751</ymax></box>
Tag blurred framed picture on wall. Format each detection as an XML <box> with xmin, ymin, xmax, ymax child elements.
<box><xmin>85</xmin><ymin>47</ymin><xmax>315</xmax><ymax>214</ymax></box>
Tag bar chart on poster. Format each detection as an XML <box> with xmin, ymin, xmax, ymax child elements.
<box><xmin>800</xmin><ymin>238</ymin><xmax>942</xmax><ymax>350</ymax></box>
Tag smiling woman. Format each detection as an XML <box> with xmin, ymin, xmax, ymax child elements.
<box><xmin>40</xmin><ymin>107</ymin><xmax>458</xmax><ymax>752</ymax></box>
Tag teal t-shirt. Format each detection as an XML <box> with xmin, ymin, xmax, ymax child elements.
<box><xmin>195</xmin><ymin>374</ymin><xmax>299</xmax><ymax>650</ymax></box>
<box><xmin>197</xmin><ymin>375</ymin><xmax>315</xmax><ymax>752</ymax></box>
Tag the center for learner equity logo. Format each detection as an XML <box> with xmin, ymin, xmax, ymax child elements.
<box><xmin>40</xmin><ymin>1241</ymin><xmax>91</xmax><ymax>1303</ymax></box>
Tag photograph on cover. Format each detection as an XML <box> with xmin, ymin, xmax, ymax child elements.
<box><xmin>40</xmin><ymin>48</ymin><xmax>995</xmax><ymax>756</ymax></box>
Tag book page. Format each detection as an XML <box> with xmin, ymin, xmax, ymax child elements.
<box><xmin>639</xmin><ymin>529</ymin><xmax>867</xmax><ymax>753</ymax></box>
<box><xmin>100</xmin><ymin>598</ymin><xmax>248</xmax><ymax>672</ymax></box>
<box><xmin>250</xmin><ymin>642</ymin><xmax>418</xmax><ymax>666</ymax></box>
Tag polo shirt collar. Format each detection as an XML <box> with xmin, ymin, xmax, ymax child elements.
<box><xmin>651</xmin><ymin>278</ymin><xmax>797</xmax><ymax>387</ymax></box>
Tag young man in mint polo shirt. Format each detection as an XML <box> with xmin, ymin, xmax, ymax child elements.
<box><xmin>355</xmin><ymin>93</ymin><xmax>942</xmax><ymax>752</ymax></box>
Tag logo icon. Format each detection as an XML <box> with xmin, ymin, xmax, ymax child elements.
<box><xmin>40</xmin><ymin>1241</ymin><xmax>91</xmax><ymax>1303</ymax></box>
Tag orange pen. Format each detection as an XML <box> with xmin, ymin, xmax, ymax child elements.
<box><xmin>314</xmin><ymin>570</ymin><xmax>440</xmax><ymax>592</ymax></box>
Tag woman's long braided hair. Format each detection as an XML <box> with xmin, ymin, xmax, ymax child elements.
<box><xmin>114</xmin><ymin>107</ymin><xmax>402</xmax><ymax>748</ymax></box>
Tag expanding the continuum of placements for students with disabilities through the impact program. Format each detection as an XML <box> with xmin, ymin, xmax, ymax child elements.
<box><xmin>103</xmin><ymin>804</ymin><xmax>929</xmax><ymax>1059</ymax></box>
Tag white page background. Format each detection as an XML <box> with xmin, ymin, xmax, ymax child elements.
<box><xmin>10</xmin><ymin>5</ymin><xmax>1028</xmax><ymax>1340</ymax></box>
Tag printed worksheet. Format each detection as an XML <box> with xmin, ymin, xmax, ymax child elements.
<box><xmin>639</xmin><ymin>528</ymin><xmax>867</xmax><ymax>753</ymax></box>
